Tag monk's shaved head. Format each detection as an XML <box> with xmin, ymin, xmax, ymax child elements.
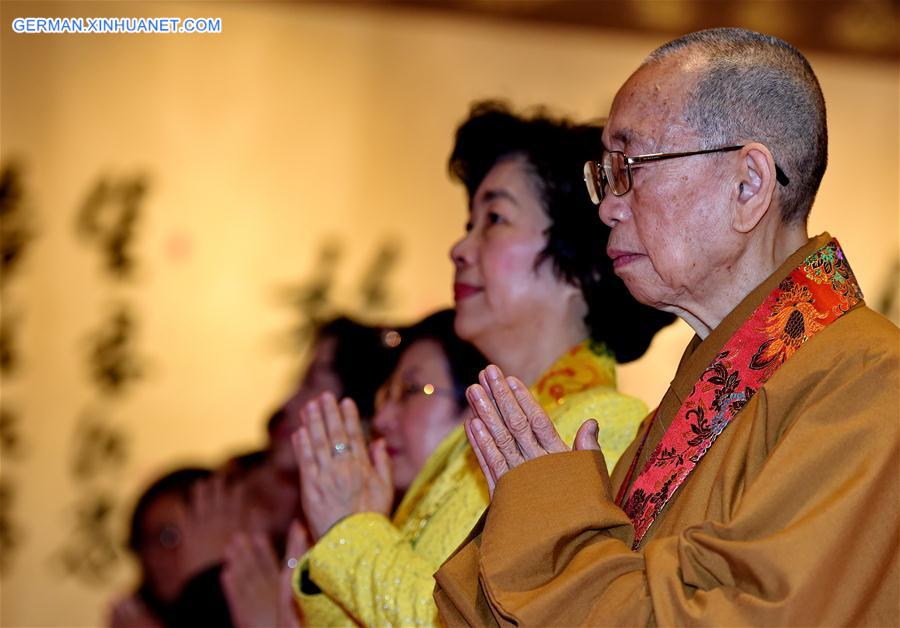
<box><xmin>644</xmin><ymin>28</ymin><xmax>827</xmax><ymax>225</ymax></box>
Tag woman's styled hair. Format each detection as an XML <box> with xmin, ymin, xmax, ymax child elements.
<box><xmin>316</xmin><ymin>316</ymin><xmax>401</xmax><ymax>418</ymax></box>
<box><xmin>449</xmin><ymin>101</ymin><xmax>675</xmax><ymax>362</ymax></box>
<box><xmin>395</xmin><ymin>309</ymin><xmax>486</xmax><ymax>408</ymax></box>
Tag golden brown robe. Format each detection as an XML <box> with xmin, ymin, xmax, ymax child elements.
<box><xmin>434</xmin><ymin>234</ymin><xmax>900</xmax><ymax>626</ymax></box>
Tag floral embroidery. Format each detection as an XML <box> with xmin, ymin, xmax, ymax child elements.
<box><xmin>750</xmin><ymin>281</ymin><xmax>828</xmax><ymax>372</ymax></box>
<box><xmin>803</xmin><ymin>245</ymin><xmax>863</xmax><ymax>314</ymax></box>
<box><xmin>616</xmin><ymin>239</ymin><xmax>862</xmax><ymax>549</ymax></box>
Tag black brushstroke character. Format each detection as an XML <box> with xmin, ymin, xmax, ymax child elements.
<box><xmin>286</xmin><ymin>239</ymin><xmax>342</xmax><ymax>351</ymax></box>
<box><xmin>0</xmin><ymin>161</ymin><xmax>36</xmax><ymax>281</ymax></box>
<box><xmin>0</xmin><ymin>406</ymin><xmax>23</xmax><ymax>458</ymax></box>
<box><xmin>0</xmin><ymin>478</ymin><xmax>21</xmax><ymax>575</ymax></box>
<box><xmin>357</xmin><ymin>240</ymin><xmax>401</xmax><ymax>314</ymax></box>
<box><xmin>70</xmin><ymin>413</ymin><xmax>128</xmax><ymax>480</ymax></box>
<box><xmin>88</xmin><ymin>306</ymin><xmax>143</xmax><ymax>395</ymax></box>
<box><xmin>53</xmin><ymin>492</ymin><xmax>120</xmax><ymax>585</ymax></box>
<box><xmin>76</xmin><ymin>175</ymin><xmax>147</xmax><ymax>280</ymax></box>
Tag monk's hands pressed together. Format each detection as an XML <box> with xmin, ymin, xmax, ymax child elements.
<box><xmin>293</xmin><ymin>393</ymin><xmax>393</xmax><ymax>540</ymax></box>
<box><xmin>465</xmin><ymin>364</ymin><xmax>601</xmax><ymax>497</ymax></box>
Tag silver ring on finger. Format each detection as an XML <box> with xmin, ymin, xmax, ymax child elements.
<box><xmin>332</xmin><ymin>442</ymin><xmax>351</xmax><ymax>456</ymax></box>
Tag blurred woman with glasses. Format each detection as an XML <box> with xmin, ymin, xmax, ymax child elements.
<box><xmin>290</xmin><ymin>310</ymin><xmax>485</xmax><ymax>625</ymax></box>
<box><xmin>290</xmin><ymin>102</ymin><xmax>674</xmax><ymax>626</ymax></box>
<box><xmin>371</xmin><ymin>312</ymin><xmax>483</xmax><ymax>497</ymax></box>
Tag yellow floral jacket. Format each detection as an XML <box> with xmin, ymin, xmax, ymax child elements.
<box><xmin>293</xmin><ymin>340</ymin><xmax>648</xmax><ymax>626</ymax></box>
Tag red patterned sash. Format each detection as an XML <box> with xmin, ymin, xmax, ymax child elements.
<box><xmin>615</xmin><ymin>239</ymin><xmax>863</xmax><ymax>549</ymax></box>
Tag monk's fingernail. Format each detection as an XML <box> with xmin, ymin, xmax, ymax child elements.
<box><xmin>506</xmin><ymin>376</ymin><xmax>520</xmax><ymax>390</ymax></box>
<box><xmin>486</xmin><ymin>365</ymin><xmax>502</xmax><ymax>381</ymax></box>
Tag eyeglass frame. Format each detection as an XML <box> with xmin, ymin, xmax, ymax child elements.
<box><xmin>374</xmin><ymin>379</ymin><xmax>458</xmax><ymax>409</ymax></box>
<box><xmin>583</xmin><ymin>145</ymin><xmax>790</xmax><ymax>206</ymax></box>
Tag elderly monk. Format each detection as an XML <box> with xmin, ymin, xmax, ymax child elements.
<box><xmin>434</xmin><ymin>27</ymin><xmax>899</xmax><ymax>627</ymax></box>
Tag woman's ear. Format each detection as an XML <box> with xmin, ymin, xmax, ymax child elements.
<box><xmin>732</xmin><ymin>143</ymin><xmax>777</xmax><ymax>233</ymax></box>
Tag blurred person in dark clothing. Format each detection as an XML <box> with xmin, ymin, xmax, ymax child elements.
<box><xmin>109</xmin><ymin>467</ymin><xmax>212</xmax><ymax>628</ymax></box>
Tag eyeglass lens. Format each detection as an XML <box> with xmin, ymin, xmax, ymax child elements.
<box><xmin>583</xmin><ymin>161</ymin><xmax>602</xmax><ymax>205</ymax></box>
<box><xmin>604</xmin><ymin>152</ymin><xmax>630</xmax><ymax>196</ymax></box>
<box><xmin>584</xmin><ymin>152</ymin><xmax>632</xmax><ymax>206</ymax></box>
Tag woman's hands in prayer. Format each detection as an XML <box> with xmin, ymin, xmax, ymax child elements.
<box><xmin>293</xmin><ymin>393</ymin><xmax>393</xmax><ymax>540</ymax></box>
<box><xmin>278</xmin><ymin>520</ymin><xmax>311</xmax><ymax>627</ymax></box>
<box><xmin>465</xmin><ymin>365</ymin><xmax>601</xmax><ymax>497</ymax></box>
<box><xmin>221</xmin><ymin>533</ymin><xmax>281</xmax><ymax>628</ymax></box>
<box><xmin>220</xmin><ymin>520</ymin><xmax>310</xmax><ymax>628</ymax></box>
<box><xmin>179</xmin><ymin>475</ymin><xmax>246</xmax><ymax>580</ymax></box>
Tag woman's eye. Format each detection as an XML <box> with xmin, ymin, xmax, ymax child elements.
<box><xmin>487</xmin><ymin>212</ymin><xmax>504</xmax><ymax>225</ymax></box>
<box><xmin>398</xmin><ymin>383</ymin><xmax>423</xmax><ymax>402</ymax></box>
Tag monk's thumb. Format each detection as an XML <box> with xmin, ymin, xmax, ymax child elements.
<box><xmin>574</xmin><ymin>419</ymin><xmax>601</xmax><ymax>451</ymax></box>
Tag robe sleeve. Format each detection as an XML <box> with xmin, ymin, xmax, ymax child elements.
<box><xmin>435</xmin><ymin>339</ymin><xmax>900</xmax><ymax>626</ymax></box>
<box><xmin>294</xmin><ymin>512</ymin><xmax>444</xmax><ymax>626</ymax></box>
<box><xmin>292</xmin><ymin>573</ymin><xmax>350</xmax><ymax>627</ymax></box>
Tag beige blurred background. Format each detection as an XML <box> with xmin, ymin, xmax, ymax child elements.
<box><xmin>1</xmin><ymin>1</ymin><xmax>897</xmax><ymax>626</ymax></box>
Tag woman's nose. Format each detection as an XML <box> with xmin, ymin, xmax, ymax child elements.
<box><xmin>450</xmin><ymin>231</ymin><xmax>475</xmax><ymax>269</ymax></box>
<box><xmin>372</xmin><ymin>404</ymin><xmax>396</xmax><ymax>436</ymax></box>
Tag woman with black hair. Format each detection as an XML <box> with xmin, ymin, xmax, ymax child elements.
<box><xmin>447</xmin><ymin>101</ymin><xmax>674</xmax><ymax>477</ymax></box>
<box><xmin>289</xmin><ymin>103</ymin><xmax>673</xmax><ymax>626</ymax></box>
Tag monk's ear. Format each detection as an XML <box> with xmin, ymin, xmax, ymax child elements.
<box><xmin>732</xmin><ymin>143</ymin><xmax>777</xmax><ymax>233</ymax></box>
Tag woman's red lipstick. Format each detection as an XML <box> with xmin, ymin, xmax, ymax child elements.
<box><xmin>454</xmin><ymin>283</ymin><xmax>483</xmax><ymax>301</ymax></box>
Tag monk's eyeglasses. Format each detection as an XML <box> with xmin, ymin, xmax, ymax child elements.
<box><xmin>583</xmin><ymin>145</ymin><xmax>790</xmax><ymax>206</ymax></box>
